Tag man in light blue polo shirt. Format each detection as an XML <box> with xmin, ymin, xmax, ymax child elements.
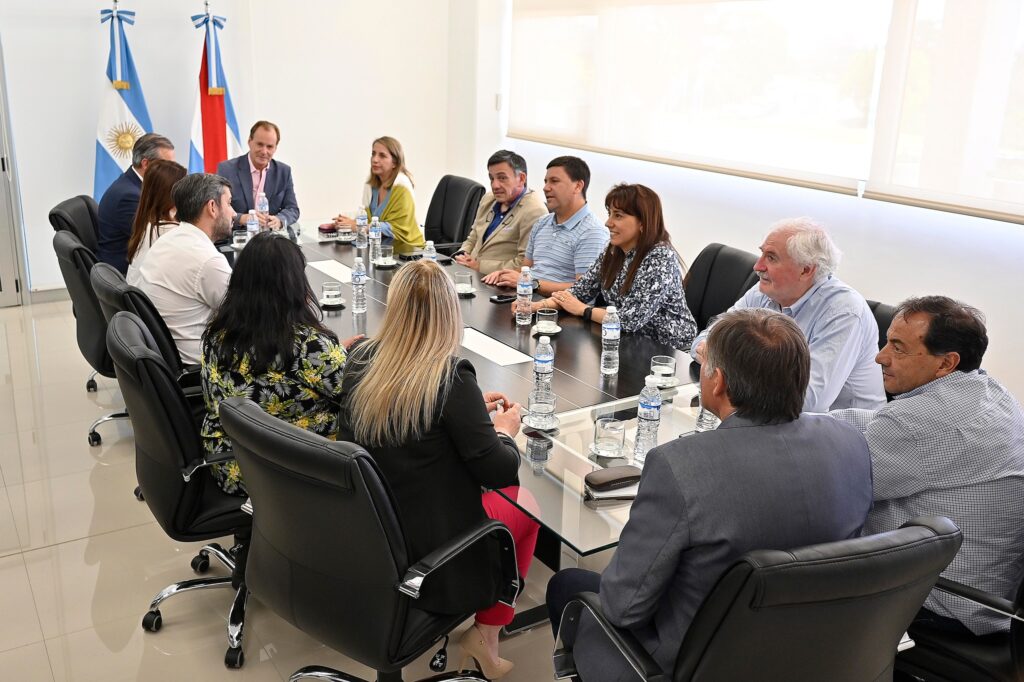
<box><xmin>482</xmin><ymin>156</ymin><xmax>607</xmax><ymax>295</ymax></box>
<box><xmin>691</xmin><ymin>218</ymin><xmax>885</xmax><ymax>413</ymax></box>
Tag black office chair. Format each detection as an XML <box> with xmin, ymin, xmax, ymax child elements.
<box><xmin>90</xmin><ymin>262</ymin><xmax>201</xmax><ymax>387</ymax></box>
<box><xmin>52</xmin><ymin>231</ymin><xmax>129</xmax><ymax>445</ymax></box>
<box><xmin>895</xmin><ymin>576</ymin><xmax>1024</xmax><ymax>681</ymax></box>
<box><xmin>684</xmin><ymin>243</ymin><xmax>760</xmax><ymax>332</ymax></box>
<box><xmin>868</xmin><ymin>299</ymin><xmax>897</xmax><ymax>351</ymax></box>
<box><xmin>554</xmin><ymin>516</ymin><xmax>963</xmax><ymax>681</ymax></box>
<box><xmin>49</xmin><ymin>194</ymin><xmax>100</xmax><ymax>254</ymax></box>
<box><xmin>219</xmin><ymin>397</ymin><xmax>521</xmax><ymax>682</ymax></box>
<box><xmin>106</xmin><ymin>311</ymin><xmax>252</xmax><ymax>669</ymax></box>
<box><xmin>423</xmin><ymin>174</ymin><xmax>486</xmax><ymax>254</ymax></box>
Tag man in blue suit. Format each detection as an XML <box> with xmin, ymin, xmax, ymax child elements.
<box><xmin>97</xmin><ymin>133</ymin><xmax>175</xmax><ymax>274</ymax></box>
<box><xmin>217</xmin><ymin>120</ymin><xmax>300</xmax><ymax>233</ymax></box>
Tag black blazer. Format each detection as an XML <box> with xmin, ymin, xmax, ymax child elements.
<box><xmin>97</xmin><ymin>168</ymin><xmax>142</xmax><ymax>274</ymax></box>
<box><xmin>337</xmin><ymin>353</ymin><xmax>520</xmax><ymax>614</ymax></box>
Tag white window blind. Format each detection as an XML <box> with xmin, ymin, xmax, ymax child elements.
<box><xmin>510</xmin><ymin>0</ymin><xmax>1024</xmax><ymax>223</ymax></box>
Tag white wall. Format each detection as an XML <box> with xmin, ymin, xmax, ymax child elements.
<box><xmin>1</xmin><ymin>0</ymin><xmax>255</xmax><ymax>292</ymax></box>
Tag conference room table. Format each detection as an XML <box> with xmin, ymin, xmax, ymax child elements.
<box><xmin>297</xmin><ymin>233</ymin><xmax>700</xmax><ymax>632</ymax></box>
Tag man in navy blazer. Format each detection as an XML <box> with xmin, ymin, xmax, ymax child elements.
<box><xmin>217</xmin><ymin>120</ymin><xmax>300</xmax><ymax>233</ymax></box>
<box><xmin>546</xmin><ymin>309</ymin><xmax>873</xmax><ymax>682</ymax></box>
<box><xmin>97</xmin><ymin>133</ymin><xmax>175</xmax><ymax>274</ymax></box>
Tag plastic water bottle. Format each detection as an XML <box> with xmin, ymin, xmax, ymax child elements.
<box><xmin>634</xmin><ymin>375</ymin><xmax>662</xmax><ymax>464</ymax></box>
<box><xmin>355</xmin><ymin>208</ymin><xmax>368</xmax><ymax>248</ymax></box>
<box><xmin>534</xmin><ymin>336</ymin><xmax>554</xmax><ymax>392</ymax></box>
<box><xmin>369</xmin><ymin>216</ymin><xmax>382</xmax><ymax>263</ymax></box>
<box><xmin>516</xmin><ymin>266</ymin><xmax>533</xmax><ymax>327</ymax></box>
<box><xmin>256</xmin><ymin>192</ymin><xmax>270</xmax><ymax>223</ymax></box>
<box><xmin>351</xmin><ymin>257</ymin><xmax>367</xmax><ymax>314</ymax></box>
<box><xmin>601</xmin><ymin>306</ymin><xmax>621</xmax><ymax>374</ymax></box>
<box><xmin>246</xmin><ymin>210</ymin><xmax>259</xmax><ymax>241</ymax></box>
<box><xmin>423</xmin><ymin>240</ymin><xmax>437</xmax><ymax>261</ymax></box>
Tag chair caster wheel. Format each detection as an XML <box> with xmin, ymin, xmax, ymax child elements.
<box><xmin>86</xmin><ymin>378</ymin><xmax>97</xmax><ymax>392</ymax></box>
<box><xmin>224</xmin><ymin>646</ymin><xmax>244</xmax><ymax>668</ymax></box>
<box><xmin>141</xmin><ymin>610</ymin><xmax>162</xmax><ymax>632</ymax></box>
<box><xmin>134</xmin><ymin>486</ymin><xmax>144</xmax><ymax>501</ymax></box>
<box><xmin>87</xmin><ymin>431</ymin><xmax>101</xmax><ymax>446</ymax></box>
<box><xmin>191</xmin><ymin>552</ymin><xmax>210</xmax><ymax>574</ymax></box>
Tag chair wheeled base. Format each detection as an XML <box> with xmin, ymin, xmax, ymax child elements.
<box><xmin>88</xmin><ymin>410</ymin><xmax>129</xmax><ymax>446</ymax></box>
<box><xmin>289</xmin><ymin>665</ymin><xmax>491</xmax><ymax>682</ymax></box>
<box><xmin>140</xmin><ymin>542</ymin><xmax>249</xmax><ymax>669</ymax></box>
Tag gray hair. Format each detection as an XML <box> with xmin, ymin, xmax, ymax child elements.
<box><xmin>769</xmin><ymin>217</ymin><xmax>841</xmax><ymax>280</ymax></box>
<box><xmin>487</xmin><ymin>149</ymin><xmax>528</xmax><ymax>176</ymax></box>
<box><xmin>131</xmin><ymin>133</ymin><xmax>174</xmax><ymax>168</ymax></box>
<box><xmin>172</xmin><ymin>173</ymin><xmax>230</xmax><ymax>224</ymax></box>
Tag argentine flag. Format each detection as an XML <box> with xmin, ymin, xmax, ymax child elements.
<box><xmin>188</xmin><ymin>12</ymin><xmax>242</xmax><ymax>173</ymax></box>
<box><xmin>94</xmin><ymin>7</ymin><xmax>152</xmax><ymax>200</ymax></box>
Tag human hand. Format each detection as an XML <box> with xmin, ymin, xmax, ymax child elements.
<box><xmin>334</xmin><ymin>215</ymin><xmax>356</xmax><ymax>229</ymax></box>
<box><xmin>550</xmin><ymin>290</ymin><xmax>586</xmax><ymax>316</ymax></box>
<box><xmin>341</xmin><ymin>334</ymin><xmax>365</xmax><ymax>350</ymax></box>
<box><xmin>266</xmin><ymin>215</ymin><xmax>283</xmax><ymax>231</ymax></box>
<box><xmin>492</xmin><ymin>401</ymin><xmax>522</xmax><ymax>438</ymax></box>
<box><xmin>454</xmin><ymin>254</ymin><xmax>479</xmax><ymax>270</ymax></box>
<box><xmin>482</xmin><ymin>268</ymin><xmax>512</xmax><ymax>286</ymax></box>
<box><xmin>694</xmin><ymin>341</ymin><xmax>706</xmax><ymax>364</ymax></box>
<box><xmin>482</xmin><ymin>390</ymin><xmax>512</xmax><ymax>413</ymax></box>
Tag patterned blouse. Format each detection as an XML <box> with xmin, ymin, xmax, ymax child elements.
<box><xmin>569</xmin><ymin>242</ymin><xmax>697</xmax><ymax>350</ymax></box>
<box><xmin>200</xmin><ymin>325</ymin><xmax>347</xmax><ymax>495</ymax></box>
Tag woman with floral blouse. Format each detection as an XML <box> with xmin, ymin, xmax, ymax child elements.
<box><xmin>200</xmin><ymin>232</ymin><xmax>360</xmax><ymax>495</ymax></box>
<box><xmin>519</xmin><ymin>183</ymin><xmax>697</xmax><ymax>350</ymax></box>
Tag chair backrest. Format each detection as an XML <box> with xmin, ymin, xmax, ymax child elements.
<box><xmin>106</xmin><ymin>311</ymin><xmax>211</xmax><ymax>539</ymax></box>
<box><xmin>868</xmin><ymin>299</ymin><xmax>896</xmax><ymax>351</ymax></box>
<box><xmin>91</xmin><ymin>262</ymin><xmax>185</xmax><ymax>373</ymax></box>
<box><xmin>674</xmin><ymin>516</ymin><xmax>963</xmax><ymax>682</ymax></box>
<box><xmin>49</xmin><ymin>195</ymin><xmax>99</xmax><ymax>253</ymax></box>
<box><xmin>219</xmin><ymin>398</ymin><xmax>416</xmax><ymax>671</ymax></box>
<box><xmin>53</xmin><ymin>230</ymin><xmax>114</xmax><ymax>376</ymax></box>
<box><xmin>684</xmin><ymin>243</ymin><xmax>760</xmax><ymax>331</ymax></box>
<box><xmin>423</xmin><ymin>174</ymin><xmax>486</xmax><ymax>244</ymax></box>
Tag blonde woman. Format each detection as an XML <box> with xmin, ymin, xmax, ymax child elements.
<box><xmin>334</xmin><ymin>136</ymin><xmax>425</xmax><ymax>254</ymax></box>
<box><xmin>337</xmin><ymin>261</ymin><xmax>537</xmax><ymax>679</ymax></box>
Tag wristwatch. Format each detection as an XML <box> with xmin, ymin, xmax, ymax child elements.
<box><xmin>531</xmin><ymin>278</ymin><xmax>540</xmax><ymax>291</ymax></box>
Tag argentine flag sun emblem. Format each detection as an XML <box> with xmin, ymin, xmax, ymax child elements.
<box><xmin>94</xmin><ymin>6</ymin><xmax>152</xmax><ymax>200</ymax></box>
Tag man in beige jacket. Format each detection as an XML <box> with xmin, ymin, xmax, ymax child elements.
<box><xmin>454</xmin><ymin>150</ymin><xmax>549</xmax><ymax>275</ymax></box>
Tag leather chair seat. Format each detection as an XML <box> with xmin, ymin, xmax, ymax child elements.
<box><xmin>900</xmin><ymin>624</ymin><xmax>1014</xmax><ymax>681</ymax></box>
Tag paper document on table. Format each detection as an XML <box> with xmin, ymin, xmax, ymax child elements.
<box><xmin>307</xmin><ymin>260</ymin><xmax>352</xmax><ymax>283</ymax></box>
<box><xmin>461</xmin><ymin>328</ymin><xmax>532</xmax><ymax>366</ymax></box>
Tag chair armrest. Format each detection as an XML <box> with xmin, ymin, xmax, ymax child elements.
<box><xmin>933</xmin><ymin>577</ymin><xmax>1024</xmax><ymax>623</ymax></box>
<box><xmin>433</xmin><ymin>242</ymin><xmax>463</xmax><ymax>256</ymax></box>
<box><xmin>181</xmin><ymin>449</ymin><xmax>235</xmax><ymax>482</ymax></box>
<box><xmin>553</xmin><ymin>592</ymin><xmax>667</xmax><ymax>682</ymax></box>
<box><xmin>397</xmin><ymin>518</ymin><xmax>520</xmax><ymax>608</ymax></box>
<box><xmin>177</xmin><ymin>365</ymin><xmax>202</xmax><ymax>390</ymax></box>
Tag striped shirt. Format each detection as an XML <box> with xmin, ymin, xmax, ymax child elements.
<box><xmin>831</xmin><ymin>369</ymin><xmax>1024</xmax><ymax>635</ymax></box>
<box><xmin>524</xmin><ymin>205</ymin><xmax>608</xmax><ymax>283</ymax></box>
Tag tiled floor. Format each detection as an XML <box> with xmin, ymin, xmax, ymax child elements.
<box><xmin>0</xmin><ymin>299</ymin><xmax>566</xmax><ymax>681</ymax></box>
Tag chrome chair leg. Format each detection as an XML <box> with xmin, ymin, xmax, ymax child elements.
<box><xmin>146</xmin><ymin>576</ymin><xmax>234</xmax><ymax>613</ymax></box>
<box><xmin>287</xmin><ymin>665</ymin><xmax>491</xmax><ymax>681</ymax></box>
<box><xmin>224</xmin><ymin>584</ymin><xmax>249</xmax><ymax>670</ymax></box>
<box><xmin>88</xmin><ymin>410</ymin><xmax>129</xmax><ymax>446</ymax></box>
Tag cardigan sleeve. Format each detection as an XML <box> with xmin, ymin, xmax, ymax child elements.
<box><xmin>382</xmin><ymin>184</ymin><xmax>425</xmax><ymax>252</ymax></box>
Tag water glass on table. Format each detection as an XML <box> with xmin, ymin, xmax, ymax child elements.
<box><xmin>375</xmin><ymin>245</ymin><xmax>395</xmax><ymax>267</ymax></box>
<box><xmin>651</xmin><ymin>355</ymin><xmax>676</xmax><ymax>386</ymax></box>
<box><xmin>524</xmin><ymin>390</ymin><xmax>558</xmax><ymax>430</ymax></box>
<box><xmin>536</xmin><ymin>308</ymin><xmax>559</xmax><ymax>334</ymax></box>
<box><xmin>232</xmin><ymin>229</ymin><xmax>249</xmax><ymax>249</ymax></box>
<box><xmin>454</xmin><ymin>272</ymin><xmax>475</xmax><ymax>296</ymax></box>
<box><xmin>592</xmin><ymin>417</ymin><xmax>625</xmax><ymax>459</ymax></box>
<box><xmin>321</xmin><ymin>282</ymin><xmax>343</xmax><ymax>306</ymax></box>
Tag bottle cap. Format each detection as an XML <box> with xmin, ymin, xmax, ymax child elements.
<box><xmin>521</xmin><ymin>266</ymin><xmax>530</xmax><ymax>272</ymax></box>
<box><xmin>248</xmin><ymin>209</ymin><xmax>256</xmax><ymax>215</ymax></box>
<box><xmin>426</xmin><ymin>240</ymin><xmax>434</xmax><ymax>247</ymax></box>
<box><xmin>354</xmin><ymin>257</ymin><xmax>363</xmax><ymax>264</ymax></box>
<box><xmin>607</xmin><ymin>305</ymin><xmax>617</xmax><ymax>313</ymax></box>
<box><xmin>645</xmin><ymin>375</ymin><xmax>660</xmax><ymax>387</ymax></box>
<box><xmin>539</xmin><ymin>336</ymin><xmax>550</xmax><ymax>344</ymax></box>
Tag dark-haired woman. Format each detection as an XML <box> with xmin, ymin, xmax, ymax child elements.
<box><xmin>524</xmin><ymin>183</ymin><xmax>697</xmax><ymax>350</ymax></box>
<box><xmin>125</xmin><ymin>159</ymin><xmax>187</xmax><ymax>286</ymax></box>
<box><xmin>200</xmin><ymin>232</ymin><xmax>360</xmax><ymax>495</ymax></box>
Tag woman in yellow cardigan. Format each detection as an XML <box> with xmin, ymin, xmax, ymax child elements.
<box><xmin>335</xmin><ymin>136</ymin><xmax>425</xmax><ymax>254</ymax></box>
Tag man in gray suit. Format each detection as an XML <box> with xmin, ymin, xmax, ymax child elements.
<box><xmin>546</xmin><ymin>308</ymin><xmax>873</xmax><ymax>682</ymax></box>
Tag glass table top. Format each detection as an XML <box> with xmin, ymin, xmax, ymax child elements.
<box><xmin>499</xmin><ymin>381</ymin><xmax>702</xmax><ymax>556</ymax></box>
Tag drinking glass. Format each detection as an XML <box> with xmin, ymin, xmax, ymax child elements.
<box><xmin>694</xmin><ymin>382</ymin><xmax>720</xmax><ymax>432</ymax></box>
<box><xmin>232</xmin><ymin>229</ymin><xmax>249</xmax><ymax>248</ymax></box>
<box><xmin>377</xmin><ymin>245</ymin><xmax>394</xmax><ymax>266</ymax></box>
<box><xmin>651</xmin><ymin>355</ymin><xmax>676</xmax><ymax>386</ymax></box>
<box><xmin>524</xmin><ymin>390</ymin><xmax>557</xmax><ymax>429</ymax></box>
<box><xmin>321</xmin><ymin>282</ymin><xmax>343</xmax><ymax>305</ymax></box>
<box><xmin>592</xmin><ymin>417</ymin><xmax>625</xmax><ymax>458</ymax></box>
<box><xmin>536</xmin><ymin>308</ymin><xmax>559</xmax><ymax>334</ymax></box>
<box><xmin>455</xmin><ymin>272</ymin><xmax>475</xmax><ymax>295</ymax></box>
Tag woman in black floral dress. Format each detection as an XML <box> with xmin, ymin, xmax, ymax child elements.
<box><xmin>200</xmin><ymin>232</ymin><xmax>360</xmax><ymax>495</ymax></box>
<box><xmin>522</xmin><ymin>183</ymin><xmax>697</xmax><ymax>350</ymax></box>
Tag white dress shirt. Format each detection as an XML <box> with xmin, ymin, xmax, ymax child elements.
<box><xmin>136</xmin><ymin>222</ymin><xmax>231</xmax><ymax>365</ymax></box>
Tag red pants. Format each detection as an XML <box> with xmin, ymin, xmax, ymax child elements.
<box><xmin>475</xmin><ymin>487</ymin><xmax>540</xmax><ymax>626</ymax></box>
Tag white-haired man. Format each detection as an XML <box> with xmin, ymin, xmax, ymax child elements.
<box><xmin>691</xmin><ymin>218</ymin><xmax>885</xmax><ymax>412</ymax></box>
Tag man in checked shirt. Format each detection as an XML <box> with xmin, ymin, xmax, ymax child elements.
<box><xmin>831</xmin><ymin>295</ymin><xmax>1024</xmax><ymax>637</ymax></box>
